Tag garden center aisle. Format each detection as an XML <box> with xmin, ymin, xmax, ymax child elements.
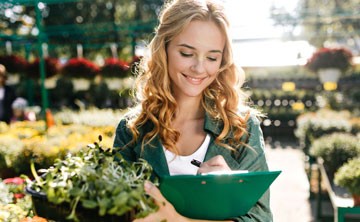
<box><xmin>266</xmin><ymin>143</ymin><xmax>314</xmax><ymax>222</ymax></box>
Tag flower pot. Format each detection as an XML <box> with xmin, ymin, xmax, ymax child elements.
<box><xmin>354</xmin><ymin>194</ymin><xmax>360</xmax><ymax>206</ymax></box>
<box><xmin>72</xmin><ymin>78</ymin><xmax>90</xmax><ymax>91</ymax></box>
<box><xmin>317</xmin><ymin>68</ymin><xmax>341</xmax><ymax>84</ymax></box>
<box><xmin>26</xmin><ymin>186</ymin><xmax>134</xmax><ymax>222</ymax></box>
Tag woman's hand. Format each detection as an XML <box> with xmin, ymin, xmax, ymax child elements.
<box><xmin>133</xmin><ymin>181</ymin><xmax>188</xmax><ymax>222</ymax></box>
<box><xmin>134</xmin><ymin>174</ymin><xmax>234</xmax><ymax>222</ymax></box>
<box><xmin>197</xmin><ymin>155</ymin><xmax>231</xmax><ymax>174</ymax></box>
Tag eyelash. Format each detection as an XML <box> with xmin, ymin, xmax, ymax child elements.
<box><xmin>180</xmin><ymin>52</ymin><xmax>217</xmax><ymax>62</ymax></box>
<box><xmin>180</xmin><ymin>52</ymin><xmax>192</xmax><ymax>57</ymax></box>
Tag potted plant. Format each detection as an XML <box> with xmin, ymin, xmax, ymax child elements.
<box><xmin>25</xmin><ymin>136</ymin><xmax>157</xmax><ymax>222</ymax></box>
<box><xmin>305</xmin><ymin>47</ymin><xmax>353</xmax><ymax>83</ymax></box>
<box><xmin>61</xmin><ymin>58</ymin><xmax>99</xmax><ymax>79</ymax></box>
<box><xmin>26</xmin><ymin>57</ymin><xmax>59</xmax><ymax>79</ymax></box>
<box><xmin>334</xmin><ymin>157</ymin><xmax>360</xmax><ymax>206</ymax></box>
<box><xmin>309</xmin><ymin>133</ymin><xmax>360</xmax><ymax>179</ymax></box>
<box><xmin>0</xmin><ymin>54</ymin><xmax>28</xmax><ymax>74</ymax></box>
<box><xmin>101</xmin><ymin>58</ymin><xmax>130</xmax><ymax>78</ymax></box>
<box><xmin>295</xmin><ymin>109</ymin><xmax>352</xmax><ymax>155</ymax></box>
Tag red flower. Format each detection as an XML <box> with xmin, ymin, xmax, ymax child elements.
<box><xmin>14</xmin><ymin>193</ymin><xmax>25</xmax><ymax>199</ymax></box>
<box><xmin>4</xmin><ymin>177</ymin><xmax>25</xmax><ymax>200</ymax></box>
<box><xmin>26</xmin><ymin>57</ymin><xmax>59</xmax><ymax>79</ymax></box>
<box><xmin>101</xmin><ymin>58</ymin><xmax>130</xmax><ymax>78</ymax></box>
<box><xmin>3</xmin><ymin>177</ymin><xmax>24</xmax><ymax>185</ymax></box>
<box><xmin>0</xmin><ymin>54</ymin><xmax>28</xmax><ymax>73</ymax></box>
<box><xmin>20</xmin><ymin>216</ymin><xmax>48</xmax><ymax>222</ymax></box>
<box><xmin>61</xmin><ymin>58</ymin><xmax>100</xmax><ymax>78</ymax></box>
<box><xmin>305</xmin><ymin>47</ymin><xmax>353</xmax><ymax>73</ymax></box>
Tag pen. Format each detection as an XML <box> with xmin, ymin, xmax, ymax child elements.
<box><xmin>191</xmin><ymin>159</ymin><xmax>202</xmax><ymax>167</ymax></box>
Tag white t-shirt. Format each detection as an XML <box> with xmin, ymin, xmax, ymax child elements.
<box><xmin>0</xmin><ymin>87</ymin><xmax>4</xmax><ymax>118</ymax></box>
<box><xmin>163</xmin><ymin>134</ymin><xmax>210</xmax><ymax>175</ymax></box>
<box><xmin>0</xmin><ymin>87</ymin><xmax>4</xmax><ymax>100</ymax></box>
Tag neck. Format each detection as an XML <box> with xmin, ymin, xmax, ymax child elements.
<box><xmin>174</xmin><ymin>96</ymin><xmax>205</xmax><ymax>121</ymax></box>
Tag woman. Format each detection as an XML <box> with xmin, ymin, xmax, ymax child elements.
<box><xmin>113</xmin><ymin>0</ymin><xmax>272</xmax><ymax>221</ymax></box>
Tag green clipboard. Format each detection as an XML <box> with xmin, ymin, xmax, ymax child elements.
<box><xmin>159</xmin><ymin>170</ymin><xmax>281</xmax><ymax>220</ymax></box>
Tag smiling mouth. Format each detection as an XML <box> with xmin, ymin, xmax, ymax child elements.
<box><xmin>182</xmin><ymin>73</ymin><xmax>208</xmax><ymax>84</ymax></box>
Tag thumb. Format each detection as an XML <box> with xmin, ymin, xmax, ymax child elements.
<box><xmin>144</xmin><ymin>180</ymin><xmax>167</xmax><ymax>206</ymax></box>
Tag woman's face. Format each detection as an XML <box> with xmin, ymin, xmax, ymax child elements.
<box><xmin>166</xmin><ymin>20</ymin><xmax>225</xmax><ymax>99</ymax></box>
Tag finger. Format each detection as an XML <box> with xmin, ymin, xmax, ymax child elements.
<box><xmin>144</xmin><ymin>180</ymin><xmax>167</xmax><ymax>206</ymax></box>
<box><xmin>198</xmin><ymin>155</ymin><xmax>231</xmax><ymax>174</ymax></box>
<box><xmin>203</xmin><ymin>155</ymin><xmax>227</xmax><ymax>166</ymax></box>
<box><xmin>132</xmin><ymin>213</ymin><xmax>158</xmax><ymax>222</ymax></box>
<box><xmin>197</xmin><ymin>165</ymin><xmax>227</xmax><ymax>174</ymax></box>
<box><xmin>201</xmin><ymin>155</ymin><xmax>229</xmax><ymax>169</ymax></box>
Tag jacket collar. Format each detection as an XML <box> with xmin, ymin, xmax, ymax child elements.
<box><xmin>133</xmin><ymin>112</ymin><xmax>236</xmax><ymax>177</ymax></box>
<box><xmin>204</xmin><ymin>112</ymin><xmax>223</xmax><ymax>136</ymax></box>
<box><xmin>132</xmin><ymin>136</ymin><xmax>170</xmax><ymax>177</ymax></box>
<box><xmin>203</xmin><ymin>113</ymin><xmax>243</xmax><ymax>170</ymax></box>
<box><xmin>135</xmin><ymin>137</ymin><xmax>241</xmax><ymax>176</ymax></box>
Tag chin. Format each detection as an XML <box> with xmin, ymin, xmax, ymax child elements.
<box><xmin>183</xmin><ymin>90</ymin><xmax>204</xmax><ymax>98</ymax></box>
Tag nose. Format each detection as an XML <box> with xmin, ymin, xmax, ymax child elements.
<box><xmin>191</xmin><ymin>59</ymin><xmax>206</xmax><ymax>74</ymax></box>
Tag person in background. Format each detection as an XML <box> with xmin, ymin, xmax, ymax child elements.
<box><xmin>113</xmin><ymin>0</ymin><xmax>272</xmax><ymax>221</ymax></box>
<box><xmin>0</xmin><ymin>64</ymin><xmax>16</xmax><ymax>124</ymax></box>
<box><xmin>10</xmin><ymin>97</ymin><xmax>36</xmax><ymax>123</ymax></box>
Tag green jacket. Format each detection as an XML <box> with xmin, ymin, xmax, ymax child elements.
<box><xmin>113</xmin><ymin>113</ymin><xmax>273</xmax><ymax>222</ymax></box>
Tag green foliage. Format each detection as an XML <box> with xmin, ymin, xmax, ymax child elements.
<box><xmin>269</xmin><ymin>0</ymin><xmax>360</xmax><ymax>68</ymax></box>
<box><xmin>334</xmin><ymin>157</ymin><xmax>360</xmax><ymax>195</ymax></box>
<box><xmin>0</xmin><ymin>0</ymin><xmax>162</xmax><ymax>58</ymax></box>
<box><xmin>310</xmin><ymin>133</ymin><xmax>360</xmax><ymax>178</ymax></box>
<box><xmin>26</xmin><ymin>136</ymin><xmax>158</xmax><ymax>221</ymax></box>
<box><xmin>295</xmin><ymin>109</ymin><xmax>352</xmax><ymax>154</ymax></box>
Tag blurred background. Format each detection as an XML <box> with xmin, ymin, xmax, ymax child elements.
<box><xmin>0</xmin><ymin>0</ymin><xmax>359</xmax><ymax>222</ymax></box>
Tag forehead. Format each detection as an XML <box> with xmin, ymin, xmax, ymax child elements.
<box><xmin>172</xmin><ymin>20</ymin><xmax>225</xmax><ymax>51</ymax></box>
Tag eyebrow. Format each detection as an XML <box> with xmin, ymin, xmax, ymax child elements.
<box><xmin>177</xmin><ymin>43</ymin><xmax>223</xmax><ymax>54</ymax></box>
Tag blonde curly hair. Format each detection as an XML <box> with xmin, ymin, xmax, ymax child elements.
<box><xmin>127</xmin><ymin>0</ymin><xmax>250</xmax><ymax>153</ymax></box>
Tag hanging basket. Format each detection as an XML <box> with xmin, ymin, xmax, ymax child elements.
<box><xmin>61</xmin><ymin>58</ymin><xmax>100</xmax><ymax>79</ymax></box>
<box><xmin>317</xmin><ymin>68</ymin><xmax>341</xmax><ymax>84</ymax></box>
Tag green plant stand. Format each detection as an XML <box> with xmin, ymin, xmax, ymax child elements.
<box><xmin>317</xmin><ymin>158</ymin><xmax>360</xmax><ymax>222</ymax></box>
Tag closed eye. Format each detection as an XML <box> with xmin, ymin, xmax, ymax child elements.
<box><xmin>207</xmin><ymin>57</ymin><xmax>217</xmax><ymax>62</ymax></box>
<box><xmin>180</xmin><ymin>52</ymin><xmax>193</xmax><ymax>57</ymax></box>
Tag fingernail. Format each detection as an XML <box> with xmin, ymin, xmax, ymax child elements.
<box><xmin>144</xmin><ymin>180</ymin><xmax>153</xmax><ymax>192</ymax></box>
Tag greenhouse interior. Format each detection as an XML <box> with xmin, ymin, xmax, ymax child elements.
<box><xmin>0</xmin><ymin>0</ymin><xmax>359</xmax><ymax>222</ymax></box>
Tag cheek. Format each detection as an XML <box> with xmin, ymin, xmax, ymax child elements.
<box><xmin>168</xmin><ymin>54</ymin><xmax>190</xmax><ymax>72</ymax></box>
<box><xmin>207</xmin><ymin>63</ymin><xmax>221</xmax><ymax>77</ymax></box>
<box><xmin>167</xmin><ymin>51</ymin><xmax>179</xmax><ymax>71</ymax></box>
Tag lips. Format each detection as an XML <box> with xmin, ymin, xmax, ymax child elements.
<box><xmin>182</xmin><ymin>73</ymin><xmax>208</xmax><ymax>85</ymax></box>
